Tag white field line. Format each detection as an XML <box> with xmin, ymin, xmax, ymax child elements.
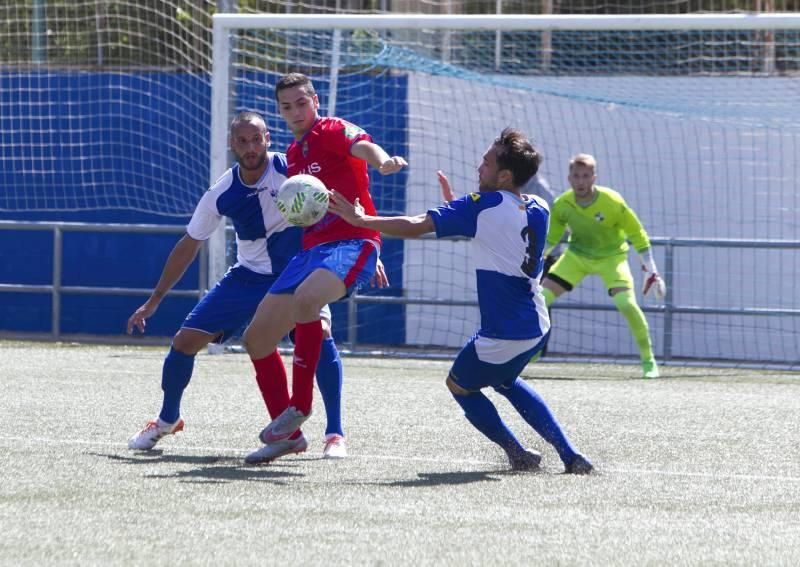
<box><xmin>3</xmin><ymin>435</ymin><xmax>800</xmax><ymax>483</ymax></box>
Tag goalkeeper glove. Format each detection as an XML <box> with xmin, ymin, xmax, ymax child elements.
<box><xmin>640</xmin><ymin>250</ymin><xmax>666</xmax><ymax>300</ymax></box>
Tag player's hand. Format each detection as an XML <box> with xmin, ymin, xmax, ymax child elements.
<box><xmin>127</xmin><ymin>300</ymin><xmax>159</xmax><ymax>335</ymax></box>
<box><xmin>378</xmin><ymin>156</ymin><xmax>407</xmax><ymax>176</ymax></box>
<box><xmin>642</xmin><ymin>271</ymin><xmax>667</xmax><ymax>300</ymax></box>
<box><xmin>437</xmin><ymin>170</ymin><xmax>456</xmax><ymax>203</ymax></box>
<box><xmin>329</xmin><ymin>190</ymin><xmax>366</xmax><ymax>227</ymax></box>
<box><xmin>371</xmin><ymin>259</ymin><xmax>390</xmax><ymax>288</ymax></box>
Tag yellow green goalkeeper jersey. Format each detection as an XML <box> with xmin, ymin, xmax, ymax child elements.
<box><xmin>546</xmin><ymin>185</ymin><xmax>650</xmax><ymax>259</ymax></box>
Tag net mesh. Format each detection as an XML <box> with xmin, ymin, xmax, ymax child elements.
<box><xmin>223</xmin><ymin>23</ymin><xmax>800</xmax><ymax>364</ymax></box>
<box><xmin>0</xmin><ymin>1</ymin><xmax>215</xmax><ymax>216</ymax></box>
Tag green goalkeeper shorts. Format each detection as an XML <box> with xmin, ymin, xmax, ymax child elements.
<box><xmin>548</xmin><ymin>249</ymin><xmax>634</xmax><ymax>292</ymax></box>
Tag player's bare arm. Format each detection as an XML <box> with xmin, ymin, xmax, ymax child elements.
<box><xmin>126</xmin><ymin>234</ymin><xmax>204</xmax><ymax>334</ymax></box>
<box><xmin>329</xmin><ymin>190</ymin><xmax>433</xmax><ymax>238</ymax></box>
<box><xmin>350</xmin><ymin>140</ymin><xmax>407</xmax><ymax>175</ymax></box>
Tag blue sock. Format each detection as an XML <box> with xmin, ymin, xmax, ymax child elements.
<box><xmin>315</xmin><ymin>338</ymin><xmax>343</xmax><ymax>436</ymax></box>
<box><xmin>159</xmin><ymin>347</ymin><xmax>195</xmax><ymax>424</ymax></box>
<box><xmin>494</xmin><ymin>378</ymin><xmax>577</xmax><ymax>465</ymax></box>
<box><xmin>450</xmin><ymin>389</ymin><xmax>524</xmax><ymax>456</ymax></box>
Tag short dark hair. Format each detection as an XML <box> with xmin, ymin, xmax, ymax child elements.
<box><xmin>275</xmin><ymin>73</ymin><xmax>316</xmax><ymax>100</ymax></box>
<box><xmin>230</xmin><ymin>111</ymin><xmax>266</xmax><ymax>134</ymax></box>
<box><xmin>494</xmin><ymin>127</ymin><xmax>541</xmax><ymax>188</ymax></box>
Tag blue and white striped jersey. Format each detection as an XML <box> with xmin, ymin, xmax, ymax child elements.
<box><xmin>428</xmin><ymin>190</ymin><xmax>551</xmax><ymax>341</ymax></box>
<box><xmin>187</xmin><ymin>152</ymin><xmax>301</xmax><ymax>275</ymax></box>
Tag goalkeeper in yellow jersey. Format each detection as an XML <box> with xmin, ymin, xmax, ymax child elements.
<box><xmin>542</xmin><ymin>153</ymin><xmax>665</xmax><ymax>379</ymax></box>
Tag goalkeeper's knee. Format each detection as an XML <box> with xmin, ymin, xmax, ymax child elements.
<box><xmin>612</xmin><ymin>289</ymin><xmax>639</xmax><ymax>313</ymax></box>
<box><xmin>612</xmin><ymin>289</ymin><xmax>647</xmax><ymax>323</ymax></box>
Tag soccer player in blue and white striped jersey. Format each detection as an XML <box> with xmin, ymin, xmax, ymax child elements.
<box><xmin>126</xmin><ymin>112</ymin><xmax>354</xmax><ymax>462</ymax></box>
<box><xmin>329</xmin><ymin>128</ymin><xmax>592</xmax><ymax>474</ymax></box>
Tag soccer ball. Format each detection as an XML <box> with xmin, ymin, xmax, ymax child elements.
<box><xmin>275</xmin><ymin>174</ymin><xmax>330</xmax><ymax>227</ymax></box>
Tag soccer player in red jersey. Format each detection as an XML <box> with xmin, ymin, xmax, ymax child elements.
<box><xmin>242</xmin><ymin>73</ymin><xmax>406</xmax><ymax>458</ymax></box>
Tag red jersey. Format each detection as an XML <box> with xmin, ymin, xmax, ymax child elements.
<box><xmin>286</xmin><ymin>116</ymin><xmax>381</xmax><ymax>250</ymax></box>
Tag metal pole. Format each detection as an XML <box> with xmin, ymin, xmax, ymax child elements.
<box><xmin>213</xmin><ymin>13</ymin><xmax>800</xmax><ymax>31</ymax></box>
<box><xmin>95</xmin><ymin>0</ymin><xmax>104</xmax><ymax>66</ymax></box>
<box><xmin>541</xmin><ymin>0</ymin><xmax>553</xmax><ymax>72</ymax></box>
<box><xmin>209</xmin><ymin>15</ymin><xmax>233</xmax><ymax>287</ymax></box>
<box><xmin>760</xmin><ymin>0</ymin><xmax>776</xmax><ymax>74</ymax></box>
<box><xmin>328</xmin><ymin>30</ymin><xmax>342</xmax><ymax>117</ymax></box>
<box><xmin>441</xmin><ymin>0</ymin><xmax>453</xmax><ymax>64</ymax></box>
<box><xmin>51</xmin><ymin>227</ymin><xmax>62</xmax><ymax>339</ymax></box>
<box><xmin>198</xmin><ymin>240</ymin><xmax>209</xmax><ymax>298</ymax></box>
<box><xmin>32</xmin><ymin>0</ymin><xmax>47</xmax><ymax>64</ymax></box>
<box><xmin>662</xmin><ymin>241</ymin><xmax>675</xmax><ymax>361</ymax></box>
<box><xmin>347</xmin><ymin>293</ymin><xmax>358</xmax><ymax>348</ymax></box>
<box><xmin>494</xmin><ymin>0</ymin><xmax>502</xmax><ymax>71</ymax></box>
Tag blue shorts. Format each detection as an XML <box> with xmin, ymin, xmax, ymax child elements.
<box><xmin>449</xmin><ymin>332</ymin><xmax>549</xmax><ymax>391</ymax></box>
<box><xmin>270</xmin><ymin>239</ymin><xmax>378</xmax><ymax>297</ymax></box>
<box><xmin>182</xmin><ymin>265</ymin><xmax>332</xmax><ymax>343</ymax></box>
<box><xmin>181</xmin><ymin>266</ymin><xmax>277</xmax><ymax>343</ymax></box>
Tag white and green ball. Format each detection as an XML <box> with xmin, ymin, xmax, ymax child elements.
<box><xmin>275</xmin><ymin>174</ymin><xmax>330</xmax><ymax>227</ymax></box>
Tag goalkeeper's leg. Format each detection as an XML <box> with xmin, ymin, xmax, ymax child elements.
<box><xmin>601</xmin><ymin>257</ymin><xmax>659</xmax><ymax>378</ymax></box>
<box><xmin>611</xmin><ymin>289</ymin><xmax>658</xmax><ymax>378</ymax></box>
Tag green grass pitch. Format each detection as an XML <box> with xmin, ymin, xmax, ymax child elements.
<box><xmin>1</xmin><ymin>341</ymin><xmax>799</xmax><ymax>564</ymax></box>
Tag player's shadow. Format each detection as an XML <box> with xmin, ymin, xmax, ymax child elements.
<box><xmin>90</xmin><ymin>451</ymin><xmax>304</xmax><ymax>484</ymax></box>
<box><xmin>357</xmin><ymin>469</ymin><xmax>510</xmax><ymax>488</ymax></box>
<box><xmin>90</xmin><ymin>451</ymin><xmax>237</xmax><ymax>467</ymax></box>
<box><xmin>145</xmin><ymin>464</ymin><xmax>304</xmax><ymax>484</ymax></box>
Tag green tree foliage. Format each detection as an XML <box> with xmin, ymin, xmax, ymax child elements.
<box><xmin>1</xmin><ymin>0</ymin><xmax>797</xmax><ymax>69</ymax></box>
<box><xmin>1</xmin><ymin>1</ymin><xmax>214</xmax><ymax>69</ymax></box>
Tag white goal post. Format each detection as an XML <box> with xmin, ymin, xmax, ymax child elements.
<box><xmin>210</xmin><ymin>13</ymin><xmax>800</xmax><ymax>366</ymax></box>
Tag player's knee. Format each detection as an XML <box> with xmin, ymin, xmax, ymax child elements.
<box><xmin>171</xmin><ymin>341</ymin><xmax>199</xmax><ymax>356</ymax></box>
<box><xmin>241</xmin><ymin>327</ymin><xmax>257</xmax><ymax>354</ymax></box>
<box><xmin>446</xmin><ymin>375</ymin><xmax>472</xmax><ymax>396</ymax></box>
<box><xmin>172</xmin><ymin>330</ymin><xmax>212</xmax><ymax>355</ymax></box>
<box><xmin>611</xmin><ymin>288</ymin><xmax>637</xmax><ymax>312</ymax></box>
<box><xmin>293</xmin><ymin>290</ymin><xmax>323</xmax><ymax>321</ymax></box>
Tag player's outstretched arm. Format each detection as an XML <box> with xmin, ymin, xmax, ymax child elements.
<box><xmin>126</xmin><ymin>234</ymin><xmax>204</xmax><ymax>334</ymax></box>
<box><xmin>437</xmin><ymin>170</ymin><xmax>456</xmax><ymax>203</ymax></box>
<box><xmin>351</xmin><ymin>140</ymin><xmax>407</xmax><ymax>176</ymax></box>
<box><xmin>329</xmin><ymin>190</ymin><xmax>433</xmax><ymax>238</ymax></box>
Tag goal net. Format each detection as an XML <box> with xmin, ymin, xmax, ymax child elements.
<box><xmin>212</xmin><ymin>14</ymin><xmax>800</xmax><ymax>366</ymax></box>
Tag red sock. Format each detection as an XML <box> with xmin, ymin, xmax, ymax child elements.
<box><xmin>252</xmin><ymin>351</ymin><xmax>289</xmax><ymax>419</ymax></box>
<box><xmin>290</xmin><ymin>320</ymin><xmax>323</xmax><ymax>415</ymax></box>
